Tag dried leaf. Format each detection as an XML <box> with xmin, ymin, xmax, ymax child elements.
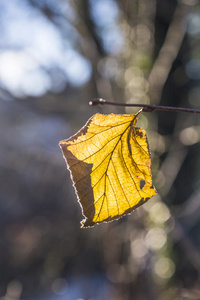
<box><xmin>59</xmin><ymin>113</ymin><xmax>157</xmax><ymax>227</ymax></box>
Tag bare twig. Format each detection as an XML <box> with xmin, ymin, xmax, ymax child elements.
<box><xmin>90</xmin><ymin>98</ymin><xmax>200</xmax><ymax>114</ymax></box>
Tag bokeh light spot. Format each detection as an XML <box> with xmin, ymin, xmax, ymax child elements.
<box><xmin>154</xmin><ymin>257</ymin><xmax>175</xmax><ymax>279</ymax></box>
<box><xmin>52</xmin><ymin>278</ymin><xmax>68</xmax><ymax>295</ymax></box>
<box><xmin>145</xmin><ymin>228</ymin><xmax>167</xmax><ymax>251</ymax></box>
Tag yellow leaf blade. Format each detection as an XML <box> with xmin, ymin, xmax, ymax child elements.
<box><xmin>60</xmin><ymin>113</ymin><xmax>157</xmax><ymax>227</ymax></box>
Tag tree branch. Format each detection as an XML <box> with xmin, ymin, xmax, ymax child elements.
<box><xmin>148</xmin><ymin>3</ymin><xmax>193</xmax><ymax>103</ymax></box>
<box><xmin>90</xmin><ymin>98</ymin><xmax>200</xmax><ymax>114</ymax></box>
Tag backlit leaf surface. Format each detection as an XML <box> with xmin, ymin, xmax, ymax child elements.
<box><xmin>59</xmin><ymin>113</ymin><xmax>157</xmax><ymax>227</ymax></box>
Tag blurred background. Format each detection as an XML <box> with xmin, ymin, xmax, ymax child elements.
<box><xmin>1</xmin><ymin>0</ymin><xmax>200</xmax><ymax>299</ymax></box>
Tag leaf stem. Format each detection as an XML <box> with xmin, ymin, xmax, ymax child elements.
<box><xmin>89</xmin><ymin>98</ymin><xmax>200</xmax><ymax>114</ymax></box>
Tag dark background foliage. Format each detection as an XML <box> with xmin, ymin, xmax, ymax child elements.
<box><xmin>1</xmin><ymin>0</ymin><xmax>200</xmax><ymax>299</ymax></box>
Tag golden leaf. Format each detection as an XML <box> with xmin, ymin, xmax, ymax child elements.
<box><xmin>59</xmin><ymin>113</ymin><xmax>157</xmax><ymax>227</ymax></box>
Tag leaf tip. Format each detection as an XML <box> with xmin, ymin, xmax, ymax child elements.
<box><xmin>59</xmin><ymin>140</ymin><xmax>67</xmax><ymax>148</ymax></box>
<box><xmin>81</xmin><ymin>218</ymin><xmax>95</xmax><ymax>228</ymax></box>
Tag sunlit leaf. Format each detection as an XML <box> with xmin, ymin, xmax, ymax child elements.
<box><xmin>59</xmin><ymin>113</ymin><xmax>157</xmax><ymax>227</ymax></box>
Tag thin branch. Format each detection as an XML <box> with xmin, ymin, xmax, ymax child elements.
<box><xmin>89</xmin><ymin>98</ymin><xmax>200</xmax><ymax>115</ymax></box>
